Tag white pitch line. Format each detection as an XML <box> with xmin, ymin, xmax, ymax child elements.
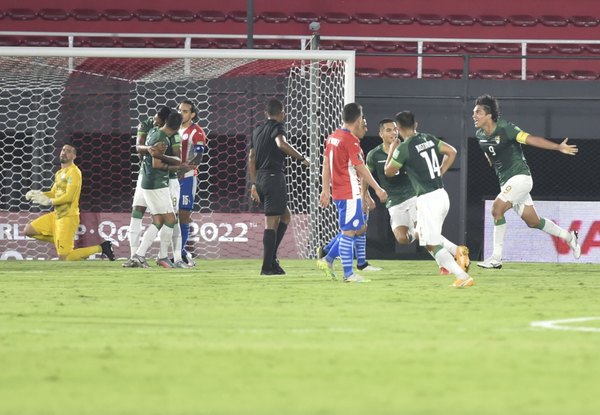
<box><xmin>530</xmin><ymin>317</ymin><xmax>600</xmax><ymax>332</ymax></box>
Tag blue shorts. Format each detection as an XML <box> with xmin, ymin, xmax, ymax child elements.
<box><xmin>179</xmin><ymin>176</ymin><xmax>197</xmax><ymax>211</ymax></box>
<box><xmin>334</xmin><ymin>199</ymin><xmax>364</xmax><ymax>231</ymax></box>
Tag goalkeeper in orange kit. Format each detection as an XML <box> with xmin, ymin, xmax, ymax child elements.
<box><xmin>23</xmin><ymin>144</ymin><xmax>115</xmax><ymax>261</ymax></box>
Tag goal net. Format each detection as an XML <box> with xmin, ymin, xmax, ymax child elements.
<box><xmin>0</xmin><ymin>47</ymin><xmax>354</xmax><ymax>260</ymax></box>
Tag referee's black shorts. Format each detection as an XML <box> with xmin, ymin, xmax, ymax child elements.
<box><xmin>256</xmin><ymin>170</ymin><xmax>288</xmax><ymax>216</ymax></box>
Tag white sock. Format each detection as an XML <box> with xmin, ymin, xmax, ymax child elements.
<box><xmin>441</xmin><ymin>236</ymin><xmax>457</xmax><ymax>256</ymax></box>
<box><xmin>159</xmin><ymin>224</ymin><xmax>174</xmax><ymax>259</ymax></box>
<box><xmin>492</xmin><ymin>222</ymin><xmax>506</xmax><ymax>260</ymax></box>
<box><xmin>540</xmin><ymin>218</ymin><xmax>570</xmax><ymax>241</ymax></box>
<box><xmin>136</xmin><ymin>223</ymin><xmax>160</xmax><ymax>257</ymax></box>
<box><xmin>171</xmin><ymin>222</ymin><xmax>182</xmax><ymax>262</ymax></box>
<box><xmin>128</xmin><ymin>217</ymin><xmax>143</xmax><ymax>258</ymax></box>
<box><xmin>434</xmin><ymin>248</ymin><xmax>468</xmax><ymax>280</ymax></box>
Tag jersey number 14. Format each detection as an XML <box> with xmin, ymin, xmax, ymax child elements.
<box><xmin>420</xmin><ymin>148</ymin><xmax>441</xmax><ymax>179</ymax></box>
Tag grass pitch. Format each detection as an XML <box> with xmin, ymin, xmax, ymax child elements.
<box><xmin>1</xmin><ymin>259</ymin><xmax>599</xmax><ymax>415</ymax></box>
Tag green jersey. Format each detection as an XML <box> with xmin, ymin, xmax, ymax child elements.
<box><xmin>167</xmin><ymin>133</ymin><xmax>182</xmax><ymax>179</ymax></box>
<box><xmin>475</xmin><ymin>118</ymin><xmax>531</xmax><ymax>186</ymax></box>
<box><xmin>390</xmin><ymin>133</ymin><xmax>444</xmax><ymax>196</ymax></box>
<box><xmin>137</xmin><ymin>117</ymin><xmax>156</xmax><ymax>138</ymax></box>
<box><xmin>366</xmin><ymin>143</ymin><xmax>415</xmax><ymax>208</ymax></box>
<box><xmin>141</xmin><ymin>129</ymin><xmax>170</xmax><ymax>190</ymax></box>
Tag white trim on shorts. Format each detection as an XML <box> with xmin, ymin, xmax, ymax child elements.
<box><xmin>168</xmin><ymin>178</ymin><xmax>180</xmax><ymax>213</ymax></box>
<box><xmin>143</xmin><ymin>187</ymin><xmax>175</xmax><ymax>215</ymax></box>
<box><xmin>388</xmin><ymin>196</ymin><xmax>417</xmax><ymax>231</ymax></box>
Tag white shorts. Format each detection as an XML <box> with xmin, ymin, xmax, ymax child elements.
<box><xmin>388</xmin><ymin>196</ymin><xmax>417</xmax><ymax>231</ymax></box>
<box><xmin>497</xmin><ymin>174</ymin><xmax>533</xmax><ymax>216</ymax></box>
<box><xmin>169</xmin><ymin>178</ymin><xmax>180</xmax><ymax>213</ymax></box>
<box><xmin>143</xmin><ymin>187</ymin><xmax>175</xmax><ymax>216</ymax></box>
<box><xmin>132</xmin><ymin>176</ymin><xmax>147</xmax><ymax>208</ymax></box>
<box><xmin>416</xmin><ymin>188</ymin><xmax>449</xmax><ymax>247</ymax></box>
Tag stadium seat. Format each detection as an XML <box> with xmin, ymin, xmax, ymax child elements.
<box><xmin>197</xmin><ymin>10</ymin><xmax>227</xmax><ymax>23</ymax></box>
<box><xmin>478</xmin><ymin>15</ymin><xmax>507</xmax><ymax>26</ymax></box>
<box><xmin>277</xmin><ymin>39</ymin><xmax>304</xmax><ymax>49</ymax></box>
<box><xmin>540</xmin><ymin>15</ymin><xmax>569</xmax><ymax>27</ymax></box>
<box><xmin>21</xmin><ymin>36</ymin><xmax>54</xmax><ymax>47</ymax></box>
<box><xmin>570</xmin><ymin>16</ymin><xmax>598</xmax><ymax>27</ymax></box>
<box><xmin>103</xmin><ymin>9</ymin><xmax>133</xmax><ymax>21</ymax></box>
<box><xmin>337</xmin><ymin>40</ymin><xmax>369</xmax><ymax>51</ymax></box>
<box><xmin>428</xmin><ymin>42</ymin><xmax>460</xmax><ymax>53</ymax></box>
<box><xmin>508</xmin><ymin>15</ymin><xmax>538</xmax><ymax>27</ymax></box>
<box><xmin>7</xmin><ymin>8</ymin><xmax>37</xmax><ymax>20</ymax></box>
<box><xmin>584</xmin><ymin>44</ymin><xmax>600</xmax><ymax>54</ymax></box>
<box><xmin>72</xmin><ymin>9</ymin><xmax>102</xmax><ymax>21</ymax></box>
<box><xmin>462</xmin><ymin>43</ymin><xmax>492</xmax><ymax>53</ymax></box>
<box><xmin>398</xmin><ymin>42</ymin><xmax>420</xmax><ymax>52</ymax></box>
<box><xmin>120</xmin><ymin>38</ymin><xmax>148</xmax><ymax>48</ymax></box>
<box><xmin>538</xmin><ymin>70</ymin><xmax>568</xmax><ymax>80</ymax></box>
<box><xmin>39</xmin><ymin>8</ymin><xmax>69</xmax><ymax>21</ymax></box>
<box><xmin>353</xmin><ymin>13</ymin><xmax>383</xmax><ymax>24</ymax></box>
<box><xmin>291</xmin><ymin>12</ymin><xmax>320</xmax><ymax>24</ymax></box>
<box><xmin>355</xmin><ymin>67</ymin><xmax>381</xmax><ymax>78</ymax></box>
<box><xmin>554</xmin><ymin>44</ymin><xmax>584</xmax><ymax>54</ymax></box>
<box><xmin>476</xmin><ymin>69</ymin><xmax>505</xmax><ymax>79</ymax></box>
<box><xmin>447</xmin><ymin>14</ymin><xmax>476</xmax><ymax>26</ymax></box>
<box><xmin>190</xmin><ymin>38</ymin><xmax>212</xmax><ymax>49</ymax></box>
<box><xmin>527</xmin><ymin>43</ymin><xmax>553</xmax><ymax>54</ymax></box>
<box><xmin>167</xmin><ymin>10</ymin><xmax>196</xmax><ymax>23</ymax></box>
<box><xmin>493</xmin><ymin>43</ymin><xmax>521</xmax><ymax>54</ymax></box>
<box><xmin>147</xmin><ymin>38</ymin><xmax>182</xmax><ymax>48</ymax></box>
<box><xmin>261</xmin><ymin>12</ymin><xmax>290</xmax><ymax>23</ymax></box>
<box><xmin>415</xmin><ymin>14</ymin><xmax>445</xmax><ymax>25</ymax></box>
<box><xmin>370</xmin><ymin>41</ymin><xmax>399</xmax><ymax>52</ymax></box>
<box><xmin>250</xmin><ymin>39</ymin><xmax>276</xmax><ymax>49</ymax></box>
<box><xmin>382</xmin><ymin>67</ymin><xmax>413</xmax><ymax>78</ymax></box>
<box><xmin>570</xmin><ymin>70</ymin><xmax>598</xmax><ymax>80</ymax></box>
<box><xmin>446</xmin><ymin>69</ymin><xmax>464</xmax><ymax>79</ymax></box>
<box><xmin>318</xmin><ymin>40</ymin><xmax>338</xmax><ymax>50</ymax></box>
<box><xmin>229</xmin><ymin>10</ymin><xmax>258</xmax><ymax>23</ymax></box>
<box><xmin>421</xmin><ymin>68</ymin><xmax>444</xmax><ymax>78</ymax></box>
<box><xmin>384</xmin><ymin>13</ymin><xmax>413</xmax><ymax>25</ymax></box>
<box><xmin>322</xmin><ymin>12</ymin><xmax>352</xmax><ymax>24</ymax></box>
<box><xmin>505</xmin><ymin>69</ymin><xmax>536</xmax><ymax>80</ymax></box>
<box><xmin>86</xmin><ymin>37</ymin><xmax>118</xmax><ymax>48</ymax></box>
<box><xmin>212</xmin><ymin>38</ymin><xmax>245</xmax><ymax>49</ymax></box>
<box><xmin>134</xmin><ymin>9</ymin><xmax>164</xmax><ymax>22</ymax></box>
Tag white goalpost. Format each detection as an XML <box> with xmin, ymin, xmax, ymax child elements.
<box><xmin>0</xmin><ymin>46</ymin><xmax>355</xmax><ymax>260</ymax></box>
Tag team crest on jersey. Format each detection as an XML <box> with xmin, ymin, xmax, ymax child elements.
<box><xmin>494</xmin><ymin>136</ymin><xmax>501</xmax><ymax>144</ymax></box>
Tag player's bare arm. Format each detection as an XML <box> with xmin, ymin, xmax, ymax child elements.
<box><xmin>319</xmin><ymin>156</ymin><xmax>331</xmax><ymax>208</ymax></box>
<box><xmin>525</xmin><ymin>135</ymin><xmax>578</xmax><ymax>155</ymax></box>
<box><xmin>248</xmin><ymin>148</ymin><xmax>260</xmax><ymax>203</ymax></box>
<box><xmin>438</xmin><ymin>141</ymin><xmax>457</xmax><ymax>176</ymax></box>
<box><xmin>275</xmin><ymin>135</ymin><xmax>309</xmax><ymax>167</ymax></box>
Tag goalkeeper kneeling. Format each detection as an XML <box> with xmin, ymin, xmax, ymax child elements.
<box><xmin>23</xmin><ymin>144</ymin><xmax>115</xmax><ymax>261</ymax></box>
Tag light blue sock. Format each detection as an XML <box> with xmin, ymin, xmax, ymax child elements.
<box><xmin>325</xmin><ymin>234</ymin><xmax>341</xmax><ymax>262</ymax></box>
<box><xmin>339</xmin><ymin>234</ymin><xmax>354</xmax><ymax>278</ymax></box>
<box><xmin>355</xmin><ymin>233</ymin><xmax>367</xmax><ymax>267</ymax></box>
<box><xmin>180</xmin><ymin>222</ymin><xmax>190</xmax><ymax>256</ymax></box>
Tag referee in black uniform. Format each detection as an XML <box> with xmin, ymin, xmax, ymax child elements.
<box><xmin>249</xmin><ymin>98</ymin><xmax>310</xmax><ymax>275</ymax></box>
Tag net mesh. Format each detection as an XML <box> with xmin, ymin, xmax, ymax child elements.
<box><xmin>0</xmin><ymin>53</ymin><xmax>347</xmax><ymax>260</ymax></box>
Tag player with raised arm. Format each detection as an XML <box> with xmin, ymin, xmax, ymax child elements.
<box><xmin>473</xmin><ymin>94</ymin><xmax>580</xmax><ymax>269</ymax></box>
<box><xmin>366</xmin><ymin>118</ymin><xmax>470</xmax><ymax>274</ymax></box>
<box><xmin>24</xmin><ymin>144</ymin><xmax>115</xmax><ymax>261</ymax></box>
<box><xmin>384</xmin><ymin>111</ymin><xmax>473</xmax><ymax>288</ymax></box>
<box><xmin>177</xmin><ymin>100</ymin><xmax>208</xmax><ymax>266</ymax></box>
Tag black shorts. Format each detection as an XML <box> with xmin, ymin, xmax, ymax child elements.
<box><xmin>256</xmin><ymin>170</ymin><xmax>287</xmax><ymax>216</ymax></box>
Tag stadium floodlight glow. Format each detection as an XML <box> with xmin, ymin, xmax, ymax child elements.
<box><xmin>0</xmin><ymin>46</ymin><xmax>355</xmax><ymax>260</ymax></box>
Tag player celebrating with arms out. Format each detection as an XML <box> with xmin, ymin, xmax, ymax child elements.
<box><xmin>473</xmin><ymin>94</ymin><xmax>580</xmax><ymax>269</ymax></box>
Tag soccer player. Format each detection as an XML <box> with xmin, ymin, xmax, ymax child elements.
<box><xmin>131</xmin><ymin>111</ymin><xmax>182</xmax><ymax>268</ymax></box>
<box><xmin>177</xmin><ymin>100</ymin><xmax>208</xmax><ymax>266</ymax></box>
<box><xmin>384</xmin><ymin>111</ymin><xmax>473</xmax><ymax>288</ymax></box>
<box><xmin>473</xmin><ymin>94</ymin><xmax>581</xmax><ymax>269</ymax></box>
<box><xmin>318</xmin><ymin>102</ymin><xmax>388</xmax><ymax>283</ymax></box>
<box><xmin>24</xmin><ymin>144</ymin><xmax>115</xmax><ymax>261</ymax></box>
<box><xmin>367</xmin><ymin>118</ymin><xmax>470</xmax><ymax>274</ymax></box>
<box><xmin>249</xmin><ymin>98</ymin><xmax>309</xmax><ymax>275</ymax></box>
<box><xmin>123</xmin><ymin>106</ymin><xmax>172</xmax><ymax>268</ymax></box>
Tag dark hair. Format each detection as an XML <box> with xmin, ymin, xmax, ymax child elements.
<box><xmin>266</xmin><ymin>98</ymin><xmax>283</xmax><ymax>116</ymax></box>
<box><xmin>157</xmin><ymin>106</ymin><xmax>172</xmax><ymax>122</ymax></box>
<box><xmin>395</xmin><ymin>111</ymin><xmax>416</xmax><ymax>128</ymax></box>
<box><xmin>179</xmin><ymin>99</ymin><xmax>197</xmax><ymax>118</ymax></box>
<box><xmin>378</xmin><ymin>118</ymin><xmax>396</xmax><ymax>130</ymax></box>
<box><xmin>475</xmin><ymin>94</ymin><xmax>500</xmax><ymax>122</ymax></box>
<box><xmin>166</xmin><ymin>111</ymin><xmax>182</xmax><ymax>130</ymax></box>
<box><xmin>343</xmin><ymin>102</ymin><xmax>362</xmax><ymax>123</ymax></box>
